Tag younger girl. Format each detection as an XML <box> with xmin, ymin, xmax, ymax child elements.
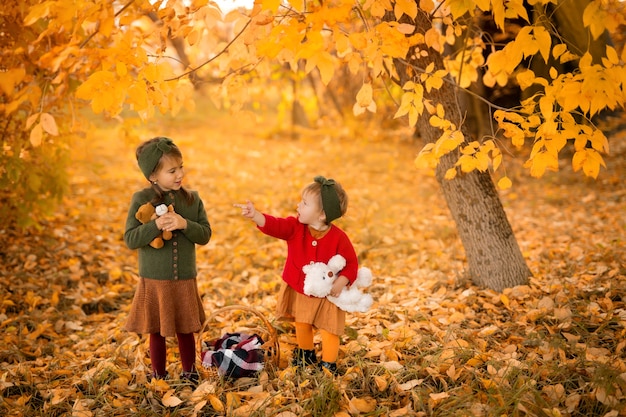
<box><xmin>124</xmin><ymin>137</ymin><xmax>211</xmax><ymax>383</ymax></box>
<box><xmin>235</xmin><ymin>176</ymin><xmax>358</xmax><ymax>374</ymax></box>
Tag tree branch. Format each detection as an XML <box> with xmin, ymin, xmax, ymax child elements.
<box><xmin>79</xmin><ymin>0</ymin><xmax>135</xmax><ymax>49</ymax></box>
<box><xmin>165</xmin><ymin>18</ymin><xmax>253</xmax><ymax>82</ymax></box>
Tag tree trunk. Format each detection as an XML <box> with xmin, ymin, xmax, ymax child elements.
<box><xmin>393</xmin><ymin>9</ymin><xmax>532</xmax><ymax>291</ymax></box>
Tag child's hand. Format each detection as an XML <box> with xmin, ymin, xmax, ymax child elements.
<box><xmin>234</xmin><ymin>200</ymin><xmax>256</xmax><ymax>219</ymax></box>
<box><xmin>159</xmin><ymin>211</ymin><xmax>187</xmax><ymax>232</ymax></box>
<box><xmin>234</xmin><ymin>200</ymin><xmax>266</xmax><ymax>227</ymax></box>
<box><xmin>330</xmin><ymin>275</ymin><xmax>349</xmax><ymax>297</ymax></box>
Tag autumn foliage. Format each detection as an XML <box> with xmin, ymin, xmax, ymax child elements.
<box><xmin>2</xmin><ymin>0</ymin><xmax>626</xmax><ymax>227</ymax></box>
<box><xmin>1</xmin><ymin>0</ymin><xmax>626</xmax><ymax>413</ymax></box>
<box><xmin>1</xmin><ymin>107</ymin><xmax>625</xmax><ymax>415</ymax></box>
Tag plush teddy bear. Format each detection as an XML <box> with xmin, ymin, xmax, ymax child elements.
<box><xmin>302</xmin><ymin>254</ymin><xmax>374</xmax><ymax>313</ymax></box>
<box><xmin>134</xmin><ymin>202</ymin><xmax>174</xmax><ymax>249</ymax></box>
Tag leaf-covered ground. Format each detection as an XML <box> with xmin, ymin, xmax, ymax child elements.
<box><xmin>1</xmin><ymin>102</ymin><xmax>625</xmax><ymax>417</ymax></box>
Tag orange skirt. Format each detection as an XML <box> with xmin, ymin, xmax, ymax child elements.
<box><xmin>125</xmin><ymin>277</ymin><xmax>206</xmax><ymax>337</ymax></box>
<box><xmin>275</xmin><ymin>282</ymin><xmax>345</xmax><ymax>335</ymax></box>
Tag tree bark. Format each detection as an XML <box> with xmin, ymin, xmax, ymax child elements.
<box><xmin>393</xmin><ymin>9</ymin><xmax>532</xmax><ymax>291</ymax></box>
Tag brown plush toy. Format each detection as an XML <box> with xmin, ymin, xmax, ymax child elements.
<box><xmin>135</xmin><ymin>202</ymin><xmax>174</xmax><ymax>249</ymax></box>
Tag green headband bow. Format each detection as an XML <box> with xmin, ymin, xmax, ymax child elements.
<box><xmin>314</xmin><ymin>175</ymin><xmax>342</xmax><ymax>223</ymax></box>
<box><xmin>137</xmin><ymin>137</ymin><xmax>174</xmax><ymax>180</ymax></box>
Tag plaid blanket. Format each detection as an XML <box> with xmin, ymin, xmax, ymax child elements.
<box><xmin>201</xmin><ymin>332</ymin><xmax>265</xmax><ymax>378</ymax></box>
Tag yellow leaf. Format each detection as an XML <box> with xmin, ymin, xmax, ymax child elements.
<box><xmin>533</xmin><ymin>26</ymin><xmax>551</xmax><ymax>62</ymax></box>
<box><xmin>30</xmin><ymin>123</ymin><xmax>43</xmax><ymax>147</ymax></box>
<box><xmin>572</xmin><ymin>148</ymin><xmax>604</xmax><ymax>179</ymax></box>
<box><xmin>461</xmin><ymin>141</ymin><xmax>479</xmax><ymax>155</ymax></box>
<box><xmin>475</xmin><ymin>151</ymin><xmax>490</xmax><ymax>171</ymax></box>
<box><xmin>444</xmin><ymin>167</ymin><xmax>457</xmax><ymax>180</ymax></box>
<box><xmin>500</xmin><ymin>294</ymin><xmax>510</xmax><ymax>307</ymax></box>
<box><xmin>187</xmin><ymin>28</ymin><xmax>200</xmax><ymax>46</ymax></box>
<box><xmin>447</xmin><ymin>0</ymin><xmax>473</xmax><ymax>19</ymax></box>
<box><xmin>516</xmin><ymin>69</ymin><xmax>536</xmax><ymax>90</ymax></box>
<box><xmin>396</xmin><ymin>23</ymin><xmax>415</xmax><ymax>35</ymax></box>
<box><xmin>582</xmin><ymin>1</ymin><xmax>608</xmax><ymax>40</ymax></box>
<box><xmin>424</xmin><ymin>28</ymin><xmax>442</xmax><ymax>53</ymax></box>
<box><xmin>23</xmin><ymin>2</ymin><xmax>52</xmax><ymax>26</ymax></box>
<box><xmin>356</xmin><ymin>83</ymin><xmax>374</xmax><ymax>107</ymax></box>
<box><xmin>307</xmin><ymin>51</ymin><xmax>334</xmax><ymax>85</ymax></box>
<box><xmin>491</xmin><ymin>0</ymin><xmax>505</xmax><ymax>30</ymax></box>
<box><xmin>147</xmin><ymin>378</ymin><xmax>170</xmax><ymax>392</ymax></box>
<box><xmin>458</xmin><ymin>155</ymin><xmax>476</xmax><ymax>173</ymax></box>
<box><xmin>25</xmin><ymin>113</ymin><xmax>39</xmax><ymax>130</ymax></box>
<box><xmin>525</xmin><ymin>151</ymin><xmax>559</xmax><ymax>178</ymax></box>
<box><xmin>40</xmin><ymin>113</ymin><xmax>58</xmax><ymax>136</ymax></box>
<box><xmin>538</xmin><ymin>96</ymin><xmax>554</xmax><ymax>120</ymax></box>
<box><xmin>590</xmin><ymin>129</ymin><xmax>609</xmax><ymax>153</ymax></box>
<box><xmin>226</xmin><ymin>392</ymin><xmax>241</xmax><ymax>409</ymax></box>
<box><xmin>349</xmin><ymin>396</ymin><xmax>377</xmax><ymax>413</ymax></box>
<box><xmin>480</xmin><ymin>378</ymin><xmax>497</xmax><ymax>389</ymax></box>
<box><xmin>348</xmin><ymin>32</ymin><xmax>368</xmax><ymax>51</ymax></box>
<box><xmin>0</xmin><ymin>68</ymin><xmax>26</xmax><ymax>96</ymax></box>
<box><xmin>72</xmin><ymin>398</ymin><xmax>93</xmax><ymax>417</ymax></box>
<box><xmin>394</xmin><ymin>0</ymin><xmax>417</xmax><ymax>20</ymax></box>
<box><xmin>208</xmin><ymin>394</ymin><xmax>224</xmax><ymax>412</ymax></box>
<box><xmin>420</xmin><ymin>0</ymin><xmax>436</xmax><ymax>13</ymax></box>
<box><xmin>429</xmin><ymin>115</ymin><xmax>449</xmax><ymax>129</ymax></box>
<box><xmin>492</xmin><ymin>151</ymin><xmax>502</xmax><ymax>171</ymax></box>
<box><xmin>116</xmin><ymin>62</ymin><xmax>127</xmax><ymax>77</ymax></box>
<box><xmin>466</xmin><ymin>354</ymin><xmax>487</xmax><ymax>368</ymax></box>
<box><xmin>162</xmin><ymin>389</ymin><xmax>183</xmax><ymax>407</ymax></box>
<box><xmin>394</xmin><ymin>87</ymin><xmax>424</xmax><ymax>127</ymax></box>
<box><xmin>497</xmin><ymin>176</ymin><xmax>512</xmax><ymax>190</ymax></box>
<box><xmin>433</xmin><ymin>130</ymin><xmax>463</xmax><ymax>158</ymax></box>
<box><xmin>429</xmin><ymin>391</ymin><xmax>449</xmax><ymax>401</ymax></box>
<box><xmin>505</xmin><ymin>0</ymin><xmax>529</xmax><ymax>21</ymax></box>
<box><xmin>261</xmin><ymin>0</ymin><xmax>281</xmax><ymax>12</ymax></box>
<box><xmin>552</xmin><ymin>43</ymin><xmax>568</xmax><ymax>60</ymax></box>
<box><xmin>513</xmin><ymin>26</ymin><xmax>537</xmax><ymax>59</ymax></box>
<box><xmin>75</xmin><ymin>70</ymin><xmax>125</xmax><ymax>115</ymax></box>
<box><xmin>374</xmin><ymin>375</ymin><xmax>388</xmax><ymax>391</ymax></box>
<box><xmin>398</xmin><ymin>379</ymin><xmax>423</xmax><ymax>391</ymax></box>
<box><xmin>605</xmin><ymin>46</ymin><xmax>619</xmax><ymax>65</ymax></box>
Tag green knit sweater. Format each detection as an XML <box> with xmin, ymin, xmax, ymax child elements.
<box><xmin>124</xmin><ymin>188</ymin><xmax>211</xmax><ymax>280</ymax></box>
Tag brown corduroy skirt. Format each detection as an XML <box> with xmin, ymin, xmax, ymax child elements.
<box><xmin>125</xmin><ymin>277</ymin><xmax>206</xmax><ymax>337</ymax></box>
<box><xmin>275</xmin><ymin>282</ymin><xmax>345</xmax><ymax>335</ymax></box>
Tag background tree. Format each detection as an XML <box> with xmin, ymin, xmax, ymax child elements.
<box><xmin>3</xmin><ymin>0</ymin><xmax>625</xmax><ymax>290</ymax></box>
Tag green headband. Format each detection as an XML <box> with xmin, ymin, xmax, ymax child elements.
<box><xmin>314</xmin><ymin>175</ymin><xmax>342</xmax><ymax>223</ymax></box>
<box><xmin>137</xmin><ymin>137</ymin><xmax>175</xmax><ymax>180</ymax></box>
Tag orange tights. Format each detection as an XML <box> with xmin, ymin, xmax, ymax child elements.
<box><xmin>294</xmin><ymin>322</ymin><xmax>340</xmax><ymax>363</ymax></box>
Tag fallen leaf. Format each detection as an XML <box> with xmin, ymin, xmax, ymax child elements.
<box><xmin>162</xmin><ymin>390</ymin><xmax>184</xmax><ymax>407</ymax></box>
<box><xmin>348</xmin><ymin>396</ymin><xmax>377</xmax><ymax>414</ymax></box>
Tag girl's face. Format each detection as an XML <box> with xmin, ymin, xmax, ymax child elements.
<box><xmin>150</xmin><ymin>154</ymin><xmax>184</xmax><ymax>191</ymax></box>
<box><xmin>297</xmin><ymin>190</ymin><xmax>326</xmax><ymax>227</ymax></box>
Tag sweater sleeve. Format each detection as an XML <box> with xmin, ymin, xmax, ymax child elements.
<box><xmin>181</xmin><ymin>192</ymin><xmax>212</xmax><ymax>245</ymax></box>
<box><xmin>257</xmin><ymin>214</ymin><xmax>298</xmax><ymax>241</ymax></box>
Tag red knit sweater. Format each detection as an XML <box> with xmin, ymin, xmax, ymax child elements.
<box><xmin>258</xmin><ymin>214</ymin><xmax>358</xmax><ymax>294</ymax></box>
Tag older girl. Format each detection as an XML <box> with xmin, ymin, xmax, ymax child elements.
<box><xmin>124</xmin><ymin>137</ymin><xmax>211</xmax><ymax>384</ymax></box>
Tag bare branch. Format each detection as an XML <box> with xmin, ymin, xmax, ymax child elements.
<box><xmin>165</xmin><ymin>18</ymin><xmax>253</xmax><ymax>81</ymax></box>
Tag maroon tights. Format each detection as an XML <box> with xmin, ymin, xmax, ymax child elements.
<box><xmin>149</xmin><ymin>332</ymin><xmax>196</xmax><ymax>376</ymax></box>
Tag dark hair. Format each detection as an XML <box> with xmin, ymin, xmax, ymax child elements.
<box><xmin>136</xmin><ymin>138</ymin><xmax>195</xmax><ymax>205</ymax></box>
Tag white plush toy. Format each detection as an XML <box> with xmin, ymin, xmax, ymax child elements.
<box><xmin>302</xmin><ymin>254</ymin><xmax>373</xmax><ymax>313</ymax></box>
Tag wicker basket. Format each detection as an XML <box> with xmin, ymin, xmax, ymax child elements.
<box><xmin>197</xmin><ymin>304</ymin><xmax>280</xmax><ymax>378</ymax></box>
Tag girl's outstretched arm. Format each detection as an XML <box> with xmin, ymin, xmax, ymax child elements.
<box><xmin>234</xmin><ymin>200</ymin><xmax>266</xmax><ymax>227</ymax></box>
